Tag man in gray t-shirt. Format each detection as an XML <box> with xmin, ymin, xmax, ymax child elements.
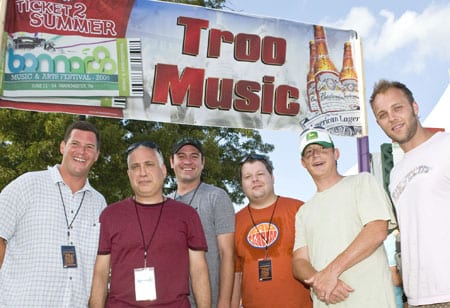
<box><xmin>170</xmin><ymin>138</ymin><xmax>235</xmax><ymax>308</ymax></box>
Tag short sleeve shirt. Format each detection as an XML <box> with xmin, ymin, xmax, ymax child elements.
<box><xmin>0</xmin><ymin>165</ymin><xmax>106</xmax><ymax>307</ymax></box>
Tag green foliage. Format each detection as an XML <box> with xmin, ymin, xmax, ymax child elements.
<box><xmin>0</xmin><ymin>109</ymin><xmax>273</xmax><ymax>204</ymax></box>
<box><xmin>0</xmin><ymin>1</ymin><xmax>271</xmax><ymax>204</ymax></box>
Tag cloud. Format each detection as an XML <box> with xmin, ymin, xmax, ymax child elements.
<box><xmin>324</xmin><ymin>7</ymin><xmax>376</xmax><ymax>38</ymax></box>
<box><xmin>327</xmin><ymin>3</ymin><xmax>450</xmax><ymax>73</ymax></box>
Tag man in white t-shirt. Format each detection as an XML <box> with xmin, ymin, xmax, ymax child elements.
<box><xmin>370</xmin><ymin>79</ymin><xmax>450</xmax><ymax>308</ymax></box>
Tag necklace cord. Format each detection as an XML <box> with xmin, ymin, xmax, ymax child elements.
<box><xmin>247</xmin><ymin>196</ymin><xmax>279</xmax><ymax>258</ymax></box>
<box><xmin>58</xmin><ymin>182</ymin><xmax>86</xmax><ymax>239</ymax></box>
<box><xmin>134</xmin><ymin>198</ymin><xmax>165</xmax><ymax>267</ymax></box>
<box><xmin>174</xmin><ymin>182</ymin><xmax>202</xmax><ymax>207</ymax></box>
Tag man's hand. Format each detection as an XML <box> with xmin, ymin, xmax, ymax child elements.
<box><xmin>306</xmin><ymin>269</ymin><xmax>353</xmax><ymax>304</ymax></box>
<box><xmin>324</xmin><ymin>280</ymin><xmax>354</xmax><ymax>304</ymax></box>
<box><xmin>305</xmin><ymin>265</ymin><xmax>339</xmax><ymax>302</ymax></box>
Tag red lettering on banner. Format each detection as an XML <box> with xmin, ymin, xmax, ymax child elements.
<box><xmin>208</xmin><ymin>29</ymin><xmax>234</xmax><ymax>58</ymax></box>
<box><xmin>261</xmin><ymin>36</ymin><xmax>286</xmax><ymax>65</ymax></box>
<box><xmin>261</xmin><ymin>76</ymin><xmax>275</xmax><ymax>114</ymax></box>
<box><xmin>234</xmin><ymin>80</ymin><xmax>261</xmax><ymax>111</ymax></box>
<box><xmin>205</xmin><ymin>78</ymin><xmax>234</xmax><ymax>109</ymax></box>
<box><xmin>178</xmin><ymin>16</ymin><xmax>286</xmax><ymax>65</ymax></box>
<box><xmin>152</xmin><ymin>64</ymin><xmax>300</xmax><ymax>116</ymax></box>
<box><xmin>275</xmin><ymin>85</ymin><xmax>300</xmax><ymax>115</ymax></box>
<box><xmin>152</xmin><ymin>64</ymin><xmax>204</xmax><ymax>107</ymax></box>
<box><xmin>177</xmin><ymin>16</ymin><xmax>209</xmax><ymax>56</ymax></box>
<box><xmin>235</xmin><ymin>34</ymin><xmax>260</xmax><ymax>62</ymax></box>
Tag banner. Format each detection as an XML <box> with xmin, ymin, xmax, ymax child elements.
<box><xmin>1</xmin><ymin>0</ymin><xmax>363</xmax><ymax>136</ymax></box>
<box><xmin>3</xmin><ymin>37</ymin><xmax>142</xmax><ymax>97</ymax></box>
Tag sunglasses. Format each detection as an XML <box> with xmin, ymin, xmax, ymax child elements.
<box><xmin>126</xmin><ymin>141</ymin><xmax>162</xmax><ymax>156</ymax></box>
<box><xmin>239</xmin><ymin>153</ymin><xmax>274</xmax><ymax>177</ymax></box>
<box><xmin>240</xmin><ymin>153</ymin><xmax>270</xmax><ymax>165</ymax></box>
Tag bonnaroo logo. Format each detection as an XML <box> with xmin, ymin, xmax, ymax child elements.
<box><xmin>7</xmin><ymin>45</ymin><xmax>118</xmax><ymax>75</ymax></box>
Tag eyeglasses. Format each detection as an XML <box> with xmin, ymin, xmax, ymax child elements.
<box><xmin>126</xmin><ymin>141</ymin><xmax>161</xmax><ymax>156</ymax></box>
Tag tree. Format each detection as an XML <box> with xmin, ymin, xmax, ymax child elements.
<box><xmin>0</xmin><ymin>109</ymin><xmax>273</xmax><ymax>204</ymax></box>
<box><xmin>0</xmin><ymin>0</ymin><xmax>274</xmax><ymax>204</ymax></box>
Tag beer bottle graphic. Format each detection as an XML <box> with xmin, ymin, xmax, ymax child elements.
<box><xmin>306</xmin><ymin>40</ymin><xmax>320</xmax><ymax>115</ymax></box>
<box><xmin>313</xmin><ymin>25</ymin><xmax>345</xmax><ymax>113</ymax></box>
<box><xmin>340</xmin><ymin>41</ymin><xmax>360</xmax><ymax>110</ymax></box>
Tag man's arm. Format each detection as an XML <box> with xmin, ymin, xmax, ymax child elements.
<box><xmin>231</xmin><ymin>272</ymin><xmax>242</xmax><ymax>308</ymax></box>
<box><xmin>89</xmin><ymin>254</ymin><xmax>111</xmax><ymax>308</ymax></box>
<box><xmin>293</xmin><ymin>245</ymin><xmax>353</xmax><ymax>304</ymax></box>
<box><xmin>390</xmin><ymin>266</ymin><xmax>402</xmax><ymax>287</ymax></box>
<box><xmin>292</xmin><ymin>245</ymin><xmax>317</xmax><ymax>282</ymax></box>
<box><xmin>216</xmin><ymin>232</ymin><xmax>235</xmax><ymax>308</ymax></box>
<box><xmin>308</xmin><ymin>219</ymin><xmax>388</xmax><ymax>302</ymax></box>
<box><xmin>189</xmin><ymin>249</ymin><xmax>211</xmax><ymax>308</ymax></box>
<box><xmin>0</xmin><ymin>237</ymin><xmax>6</xmax><ymax>268</ymax></box>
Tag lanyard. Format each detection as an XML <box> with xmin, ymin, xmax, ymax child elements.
<box><xmin>174</xmin><ymin>182</ymin><xmax>202</xmax><ymax>207</ymax></box>
<box><xmin>57</xmin><ymin>182</ymin><xmax>86</xmax><ymax>239</ymax></box>
<box><xmin>247</xmin><ymin>196</ymin><xmax>279</xmax><ymax>259</ymax></box>
<box><xmin>134</xmin><ymin>198</ymin><xmax>165</xmax><ymax>267</ymax></box>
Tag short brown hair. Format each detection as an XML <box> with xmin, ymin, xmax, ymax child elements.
<box><xmin>239</xmin><ymin>154</ymin><xmax>274</xmax><ymax>180</ymax></box>
<box><xmin>369</xmin><ymin>79</ymin><xmax>415</xmax><ymax>107</ymax></box>
<box><xmin>64</xmin><ymin>121</ymin><xmax>100</xmax><ymax>149</ymax></box>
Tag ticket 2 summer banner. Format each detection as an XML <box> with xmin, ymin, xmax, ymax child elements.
<box><xmin>1</xmin><ymin>0</ymin><xmax>363</xmax><ymax>136</ymax></box>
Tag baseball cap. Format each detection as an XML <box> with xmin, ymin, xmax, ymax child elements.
<box><xmin>172</xmin><ymin>137</ymin><xmax>203</xmax><ymax>155</ymax></box>
<box><xmin>299</xmin><ymin>127</ymin><xmax>334</xmax><ymax>156</ymax></box>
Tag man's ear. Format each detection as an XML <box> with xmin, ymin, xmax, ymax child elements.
<box><xmin>412</xmin><ymin>101</ymin><xmax>419</xmax><ymax>117</ymax></box>
<box><xmin>334</xmin><ymin>148</ymin><xmax>340</xmax><ymax>160</ymax></box>
<box><xmin>60</xmin><ymin>140</ymin><xmax>66</xmax><ymax>155</ymax></box>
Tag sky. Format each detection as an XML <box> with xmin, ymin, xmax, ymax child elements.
<box><xmin>225</xmin><ymin>0</ymin><xmax>450</xmax><ymax>202</ymax></box>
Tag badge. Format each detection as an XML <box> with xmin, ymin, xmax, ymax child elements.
<box><xmin>61</xmin><ymin>245</ymin><xmax>77</xmax><ymax>268</ymax></box>
<box><xmin>258</xmin><ymin>258</ymin><xmax>272</xmax><ymax>281</ymax></box>
<box><xmin>134</xmin><ymin>267</ymin><xmax>157</xmax><ymax>301</ymax></box>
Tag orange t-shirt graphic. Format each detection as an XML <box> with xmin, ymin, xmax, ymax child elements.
<box><xmin>235</xmin><ymin>196</ymin><xmax>312</xmax><ymax>307</ymax></box>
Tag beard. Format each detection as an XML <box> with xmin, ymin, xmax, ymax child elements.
<box><xmin>385</xmin><ymin>113</ymin><xmax>419</xmax><ymax>145</ymax></box>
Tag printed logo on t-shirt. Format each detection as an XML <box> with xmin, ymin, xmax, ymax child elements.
<box><xmin>246</xmin><ymin>222</ymin><xmax>279</xmax><ymax>249</ymax></box>
<box><xmin>391</xmin><ymin>165</ymin><xmax>431</xmax><ymax>202</ymax></box>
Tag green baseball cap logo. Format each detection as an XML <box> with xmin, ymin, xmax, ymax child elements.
<box><xmin>306</xmin><ymin>131</ymin><xmax>319</xmax><ymax>141</ymax></box>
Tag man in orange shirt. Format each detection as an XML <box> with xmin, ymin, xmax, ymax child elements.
<box><xmin>232</xmin><ymin>154</ymin><xmax>312</xmax><ymax>308</ymax></box>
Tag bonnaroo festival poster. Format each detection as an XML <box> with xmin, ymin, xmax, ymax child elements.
<box><xmin>0</xmin><ymin>0</ymin><xmax>363</xmax><ymax>136</ymax></box>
